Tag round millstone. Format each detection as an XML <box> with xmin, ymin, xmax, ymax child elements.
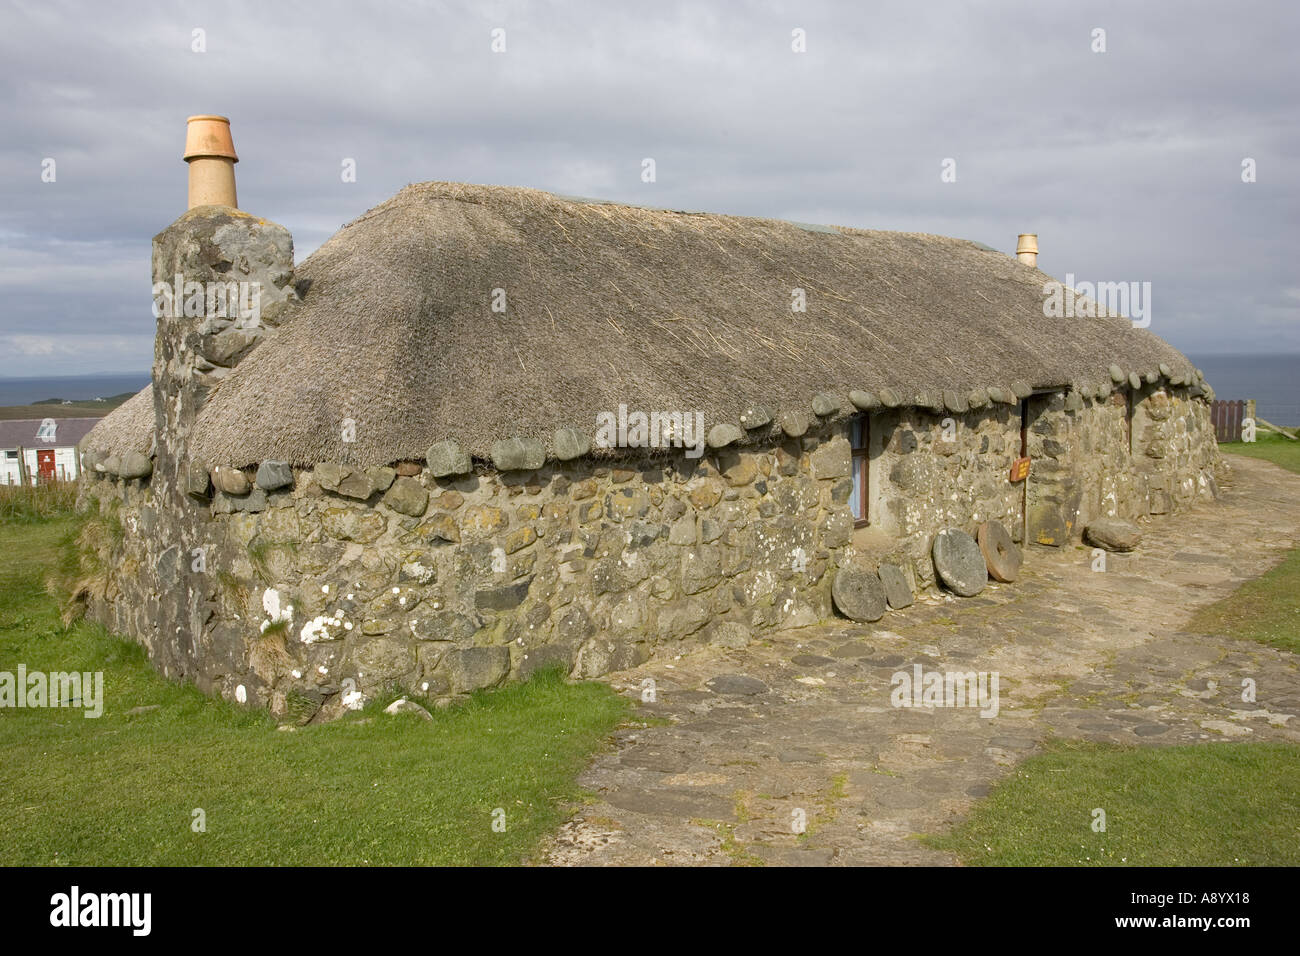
<box><xmin>1109</xmin><ymin>364</ymin><xmax>1125</xmax><ymax>384</ymax></box>
<box><xmin>932</xmin><ymin>529</ymin><xmax>987</xmax><ymax>597</ymax></box>
<box><xmin>811</xmin><ymin>392</ymin><xmax>840</xmax><ymax>417</ymax></box>
<box><xmin>831</xmin><ymin>565</ymin><xmax>888</xmax><ymax>622</ymax></box>
<box><xmin>877</xmin><ymin>563</ymin><xmax>913</xmax><ymax>609</ymax></box>
<box><xmin>878</xmin><ymin>387</ymin><xmax>902</xmax><ymax>408</ymax></box>
<box><xmin>1128</xmin><ymin>371</ymin><xmax>1142</xmax><ymax>390</ymax></box>
<box><xmin>977</xmin><ymin>520</ymin><xmax>1022</xmax><ymax>583</ymax></box>
<box><xmin>849</xmin><ymin>390</ymin><xmax>878</xmax><ymax>411</ymax></box>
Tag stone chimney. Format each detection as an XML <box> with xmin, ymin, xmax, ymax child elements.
<box><xmin>145</xmin><ymin>116</ymin><xmax>298</xmax><ymax>682</ymax></box>
<box><xmin>1016</xmin><ymin>233</ymin><xmax>1038</xmax><ymax>268</ymax></box>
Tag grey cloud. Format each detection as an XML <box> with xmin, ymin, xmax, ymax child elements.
<box><xmin>0</xmin><ymin>0</ymin><xmax>1296</xmax><ymax>374</ymax></box>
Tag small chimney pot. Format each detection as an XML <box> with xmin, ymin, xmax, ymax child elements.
<box><xmin>1016</xmin><ymin>233</ymin><xmax>1038</xmax><ymax>268</ymax></box>
<box><xmin>183</xmin><ymin>115</ymin><xmax>238</xmax><ymax>209</ymax></box>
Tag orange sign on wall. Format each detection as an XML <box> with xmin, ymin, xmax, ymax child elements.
<box><xmin>1009</xmin><ymin>457</ymin><xmax>1031</xmax><ymax>482</ymax></box>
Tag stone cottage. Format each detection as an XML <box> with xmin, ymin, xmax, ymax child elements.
<box><xmin>78</xmin><ymin>116</ymin><xmax>1221</xmax><ymax>721</ymax></box>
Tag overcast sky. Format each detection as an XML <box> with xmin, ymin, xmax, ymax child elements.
<box><xmin>1</xmin><ymin>0</ymin><xmax>1296</xmax><ymax>377</ymax></box>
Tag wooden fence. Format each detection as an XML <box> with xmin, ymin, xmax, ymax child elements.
<box><xmin>1211</xmin><ymin>399</ymin><xmax>1247</xmax><ymax>442</ymax></box>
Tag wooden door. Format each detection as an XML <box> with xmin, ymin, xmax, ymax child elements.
<box><xmin>36</xmin><ymin>449</ymin><xmax>55</xmax><ymax>482</ymax></box>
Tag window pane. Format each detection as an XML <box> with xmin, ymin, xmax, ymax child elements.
<box><xmin>851</xmin><ymin>455</ymin><xmax>864</xmax><ymax>520</ymax></box>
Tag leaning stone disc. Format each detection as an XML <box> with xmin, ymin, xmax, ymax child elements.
<box><xmin>832</xmin><ymin>565</ymin><xmax>887</xmax><ymax>622</ymax></box>
<box><xmin>977</xmin><ymin>520</ymin><xmax>1022</xmax><ymax>583</ymax></box>
<box><xmin>932</xmin><ymin>529</ymin><xmax>987</xmax><ymax>597</ymax></box>
<box><xmin>877</xmin><ymin>563</ymin><xmax>914</xmax><ymax>609</ymax></box>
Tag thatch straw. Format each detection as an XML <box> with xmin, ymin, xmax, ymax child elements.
<box><xmin>82</xmin><ymin>384</ymin><xmax>153</xmax><ymax>456</ymax></box>
<box><xmin>88</xmin><ymin>182</ymin><xmax>1197</xmax><ymax>467</ymax></box>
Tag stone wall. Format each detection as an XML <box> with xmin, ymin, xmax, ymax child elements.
<box><xmin>78</xmin><ymin>383</ymin><xmax>1220</xmax><ymax>722</ymax></box>
<box><xmin>81</xmin><ymin>423</ymin><xmax>856</xmax><ymax>721</ymax></box>
<box><xmin>857</xmin><ymin>401</ymin><xmax>1026</xmax><ymax>591</ymax></box>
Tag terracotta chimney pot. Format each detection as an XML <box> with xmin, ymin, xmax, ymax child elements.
<box><xmin>1016</xmin><ymin>233</ymin><xmax>1038</xmax><ymax>268</ymax></box>
<box><xmin>183</xmin><ymin>115</ymin><xmax>238</xmax><ymax>209</ymax></box>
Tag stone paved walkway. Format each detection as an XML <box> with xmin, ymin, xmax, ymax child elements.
<box><xmin>542</xmin><ymin>456</ymin><xmax>1300</xmax><ymax>865</ymax></box>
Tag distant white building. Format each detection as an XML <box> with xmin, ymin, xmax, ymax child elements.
<box><xmin>0</xmin><ymin>418</ymin><xmax>100</xmax><ymax>485</ymax></box>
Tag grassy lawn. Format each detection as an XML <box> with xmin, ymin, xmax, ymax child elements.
<box><xmin>926</xmin><ymin>739</ymin><xmax>1300</xmax><ymax>865</ymax></box>
<box><xmin>1186</xmin><ymin>547</ymin><xmax>1300</xmax><ymax>654</ymax></box>
<box><xmin>1219</xmin><ymin>429</ymin><xmax>1300</xmax><ymax>474</ymax></box>
<box><xmin>0</xmin><ymin>512</ymin><xmax>629</xmax><ymax>866</ymax></box>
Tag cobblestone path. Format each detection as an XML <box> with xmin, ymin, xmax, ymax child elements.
<box><xmin>543</xmin><ymin>456</ymin><xmax>1300</xmax><ymax>865</ymax></box>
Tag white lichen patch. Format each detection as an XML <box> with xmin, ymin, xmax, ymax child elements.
<box><xmin>260</xmin><ymin>587</ymin><xmax>294</xmax><ymax>633</ymax></box>
<box><xmin>342</xmin><ymin>689</ymin><xmax>366</xmax><ymax>710</ymax></box>
<box><xmin>300</xmin><ymin>615</ymin><xmax>336</xmax><ymax>644</ymax></box>
<box><xmin>401</xmin><ymin>560</ymin><xmax>435</xmax><ymax>584</ymax></box>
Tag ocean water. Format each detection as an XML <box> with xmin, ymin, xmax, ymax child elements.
<box><xmin>0</xmin><ymin>373</ymin><xmax>150</xmax><ymax>406</ymax></box>
<box><xmin>1188</xmin><ymin>355</ymin><xmax>1300</xmax><ymax>427</ymax></box>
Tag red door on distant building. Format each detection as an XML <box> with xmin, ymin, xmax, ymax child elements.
<box><xmin>36</xmin><ymin>449</ymin><xmax>55</xmax><ymax>482</ymax></box>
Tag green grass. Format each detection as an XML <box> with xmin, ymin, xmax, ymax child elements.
<box><xmin>1183</xmin><ymin>431</ymin><xmax>1300</xmax><ymax>653</ymax></box>
<box><xmin>1220</xmin><ymin>430</ymin><xmax>1300</xmax><ymax>474</ymax></box>
<box><xmin>1186</xmin><ymin>547</ymin><xmax>1300</xmax><ymax>654</ymax></box>
<box><xmin>0</xmin><ymin>514</ymin><xmax>629</xmax><ymax>865</ymax></box>
<box><xmin>0</xmin><ymin>481</ymin><xmax>78</xmax><ymax>523</ymax></box>
<box><xmin>926</xmin><ymin>739</ymin><xmax>1300</xmax><ymax>865</ymax></box>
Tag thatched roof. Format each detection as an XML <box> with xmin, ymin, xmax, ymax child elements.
<box><xmin>88</xmin><ymin>181</ymin><xmax>1197</xmax><ymax>467</ymax></box>
<box><xmin>83</xmin><ymin>385</ymin><xmax>153</xmax><ymax>456</ymax></box>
